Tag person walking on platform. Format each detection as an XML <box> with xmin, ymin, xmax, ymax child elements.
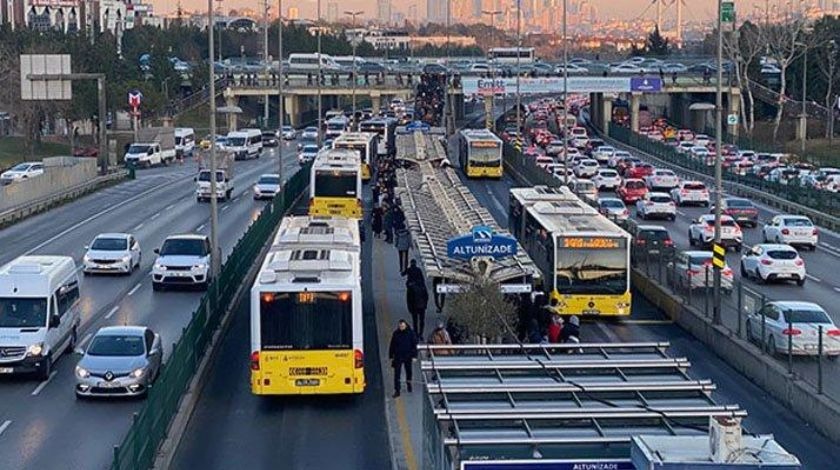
<box><xmin>388</xmin><ymin>319</ymin><xmax>417</xmax><ymax>398</ymax></box>
<box><xmin>395</xmin><ymin>227</ymin><xmax>411</xmax><ymax>271</ymax></box>
<box><xmin>383</xmin><ymin>204</ymin><xmax>394</xmax><ymax>243</ymax></box>
<box><xmin>406</xmin><ymin>274</ymin><xmax>429</xmax><ymax>340</ymax></box>
<box><xmin>372</xmin><ymin>206</ymin><xmax>383</xmax><ymax>239</ymax></box>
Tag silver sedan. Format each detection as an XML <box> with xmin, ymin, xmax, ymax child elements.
<box><xmin>75</xmin><ymin>326</ymin><xmax>163</xmax><ymax>398</ymax></box>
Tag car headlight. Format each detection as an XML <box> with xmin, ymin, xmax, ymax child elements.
<box><xmin>76</xmin><ymin>366</ymin><xmax>90</xmax><ymax>379</ymax></box>
<box><xmin>131</xmin><ymin>367</ymin><xmax>145</xmax><ymax>378</ymax></box>
<box><xmin>154</xmin><ymin>264</ymin><xmax>166</xmax><ymax>271</ymax></box>
<box><xmin>83</xmin><ymin>254</ymin><xmax>91</xmax><ymax>263</ymax></box>
<box><xmin>121</xmin><ymin>255</ymin><xmax>132</xmax><ymax>263</ymax></box>
<box><xmin>193</xmin><ymin>263</ymin><xmax>208</xmax><ymax>270</ymax></box>
<box><xmin>27</xmin><ymin>343</ymin><xmax>44</xmax><ymax>357</ymax></box>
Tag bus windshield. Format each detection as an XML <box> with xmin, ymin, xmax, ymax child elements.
<box><xmin>260</xmin><ymin>292</ymin><xmax>353</xmax><ymax>350</ymax></box>
<box><xmin>555</xmin><ymin>240</ymin><xmax>628</xmax><ymax>295</ymax></box>
<box><xmin>469</xmin><ymin>144</ymin><xmax>501</xmax><ymax>167</ymax></box>
<box><xmin>315</xmin><ymin>171</ymin><xmax>357</xmax><ymax>197</ymax></box>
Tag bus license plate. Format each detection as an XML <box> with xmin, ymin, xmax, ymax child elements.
<box><xmin>582</xmin><ymin>309</ymin><xmax>600</xmax><ymax>315</ymax></box>
<box><xmin>0</xmin><ymin>367</ymin><xmax>13</xmax><ymax>374</ymax></box>
<box><xmin>295</xmin><ymin>379</ymin><xmax>320</xmax><ymax>387</ymax></box>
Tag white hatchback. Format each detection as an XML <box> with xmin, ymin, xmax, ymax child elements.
<box><xmin>592</xmin><ymin>169</ymin><xmax>622</xmax><ymax>191</ymax></box>
<box><xmin>573</xmin><ymin>159</ymin><xmax>599</xmax><ymax>178</ymax></box>
<box><xmin>762</xmin><ymin>215</ymin><xmax>818</xmax><ymax>250</ymax></box>
<box><xmin>645</xmin><ymin>169</ymin><xmax>680</xmax><ymax>191</ymax></box>
<box><xmin>740</xmin><ymin>244</ymin><xmax>806</xmax><ymax>286</ymax></box>
<box><xmin>635</xmin><ymin>192</ymin><xmax>676</xmax><ymax>221</ymax></box>
<box><xmin>671</xmin><ymin>181</ymin><xmax>710</xmax><ymax>207</ymax></box>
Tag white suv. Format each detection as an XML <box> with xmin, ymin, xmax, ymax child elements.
<box><xmin>152</xmin><ymin>235</ymin><xmax>212</xmax><ymax>290</ymax></box>
<box><xmin>645</xmin><ymin>169</ymin><xmax>679</xmax><ymax>191</ymax></box>
<box><xmin>671</xmin><ymin>181</ymin><xmax>710</xmax><ymax>206</ymax></box>
<box><xmin>689</xmin><ymin>214</ymin><xmax>742</xmax><ymax>250</ymax></box>
<box><xmin>635</xmin><ymin>192</ymin><xmax>676</xmax><ymax>221</ymax></box>
<box><xmin>592</xmin><ymin>169</ymin><xmax>621</xmax><ymax>191</ymax></box>
<box><xmin>740</xmin><ymin>244</ymin><xmax>806</xmax><ymax>286</ymax></box>
<box><xmin>762</xmin><ymin>215</ymin><xmax>818</xmax><ymax>250</ymax></box>
<box><xmin>573</xmin><ymin>159</ymin><xmax>599</xmax><ymax>178</ymax></box>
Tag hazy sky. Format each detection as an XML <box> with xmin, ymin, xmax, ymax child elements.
<box><xmin>152</xmin><ymin>1</ymin><xmax>797</xmax><ymax>22</ymax></box>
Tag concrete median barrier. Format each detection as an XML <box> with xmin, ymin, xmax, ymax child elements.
<box><xmin>632</xmin><ymin>268</ymin><xmax>840</xmax><ymax>445</ymax></box>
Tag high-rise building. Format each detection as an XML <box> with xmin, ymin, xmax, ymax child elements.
<box><xmin>287</xmin><ymin>6</ymin><xmax>299</xmax><ymax>20</ymax></box>
<box><xmin>427</xmin><ymin>0</ymin><xmax>446</xmax><ymax>24</ymax></box>
<box><xmin>326</xmin><ymin>1</ymin><xmax>338</xmax><ymax>22</ymax></box>
<box><xmin>377</xmin><ymin>0</ymin><xmax>391</xmax><ymax>25</ymax></box>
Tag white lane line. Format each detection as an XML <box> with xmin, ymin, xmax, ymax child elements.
<box><xmin>76</xmin><ymin>265</ymin><xmax>85</xmax><ymax>273</ymax></box>
<box><xmin>0</xmin><ymin>420</ymin><xmax>11</xmax><ymax>436</ymax></box>
<box><xmin>165</xmin><ymin>204</ymin><xmax>175</xmax><ymax>211</ymax></box>
<box><xmin>78</xmin><ymin>333</ymin><xmax>93</xmax><ymax>348</ymax></box>
<box><xmin>31</xmin><ymin>371</ymin><xmax>58</xmax><ymax>396</ymax></box>
<box><xmin>149</xmin><ymin>212</ymin><xmax>161</xmax><ymax>220</ymax></box>
<box><xmin>133</xmin><ymin>222</ymin><xmax>145</xmax><ymax>231</ymax></box>
<box><xmin>221</xmin><ymin>205</ymin><xmax>230</xmax><ymax>212</ymax></box>
<box><xmin>806</xmin><ymin>274</ymin><xmax>822</xmax><ymax>283</ymax></box>
<box><xmin>105</xmin><ymin>306</ymin><xmax>120</xmax><ymax>319</ymax></box>
<box><xmin>822</xmin><ymin>242</ymin><xmax>840</xmax><ymax>251</ymax></box>
<box><xmin>196</xmin><ymin>223</ymin><xmax>206</xmax><ymax>231</ymax></box>
<box><xmin>834</xmin><ymin>287</ymin><xmax>840</xmax><ymax>293</ymax></box>
<box><xmin>127</xmin><ymin>282</ymin><xmax>142</xmax><ymax>296</ymax></box>
<box><xmin>676</xmin><ymin>210</ymin><xmax>687</xmax><ymax>216</ymax></box>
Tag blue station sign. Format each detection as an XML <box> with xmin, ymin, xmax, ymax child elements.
<box><xmin>462</xmin><ymin>460</ymin><xmax>634</xmax><ymax>470</ymax></box>
<box><xmin>447</xmin><ymin>226</ymin><xmax>518</xmax><ymax>261</ymax></box>
<box><xmin>630</xmin><ymin>77</ymin><xmax>662</xmax><ymax>92</ymax></box>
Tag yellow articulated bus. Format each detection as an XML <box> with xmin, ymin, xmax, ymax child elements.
<box><xmin>309</xmin><ymin>149</ymin><xmax>363</xmax><ymax>218</ymax></box>
<box><xmin>332</xmin><ymin>132</ymin><xmax>378</xmax><ymax>182</ymax></box>
<box><xmin>458</xmin><ymin>128</ymin><xmax>504</xmax><ymax>178</ymax></box>
<box><xmin>508</xmin><ymin>186</ymin><xmax>633</xmax><ymax>317</ymax></box>
<box><xmin>250</xmin><ymin>216</ymin><xmax>365</xmax><ymax>395</ymax></box>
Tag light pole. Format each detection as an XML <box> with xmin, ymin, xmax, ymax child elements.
<box><xmin>278</xmin><ymin>0</ymin><xmax>284</xmax><ymax>187</ymax></box>
<box><xmin>712</xmin><ymin>0</ymin><xmax>725</xmax><ymax>325</ymax></box>
<box><xmin>516</xmin><ymin>0</ymin><xmax>522</xmax><ymax>134</ymax></box>
<box><xmin>562</xmin><ymin>0</ymin><xmax>570</xmax><ymax>185</ymax></box>
<box><xmin>482</xmin><ymin>9</ymin><xmax>502</xmax><ymax>130</ymax></box>
<box><xmin>801</xmin><ymin>43</ymin><xmax>808</xmax><ymax>155</ymax></box>
<box><xmin>208</xmin><ymin>0</ymin><xmax>221</xmax><ymax>277</ymax></box>
<box><xmin>215</xmin><ymin>0</ymin><xmax>224</xmax><ymax>62</ymax></box>
<box><xmin>445</xmin><ymin>0</ymin><xmax>452</xmax><ymax>134</ymax></box>
<box><xmin>263</xmin><ymin>0</ymin><xmax>270</xmax><ymax>125</ymax></box>
<box><xmin>316</xmin><ymin>0</ymin><xmax>323</xmax><ymax>147</ymax></box>
<box><xmin>345</xmin><ymin>10</ymin><xmax>363</xmax><ymax>131</ymax></box>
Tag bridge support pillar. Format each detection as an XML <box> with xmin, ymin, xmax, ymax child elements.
<box><xmin>727</xmin><ymin>91</ymin><xmax>740</xmax><ymax>138</ymax></box>
<box><xmin>225</xmin><ymin>93</ymin><xmax>238</xmax><ymax>132</ymax></box>
<box><xmin>602</xmin><ymin>97</ymin><xmax>613</xmax><ymax>133</ymax></box>
<box><xmin>284</xmin><ymin>95</ymin><xmax>301</xmax><ymax>128</ymax></box>
<box><xmin>589</xmin><ymin>93</ymin><xmax>601</xmax><ymax>130</ymax></box>
<box><xmin>371</xmin><ymin>92</ymin><xmax>382</xmax><ymax>115</ymax></box>
<box><xmin>630</xmin><ymin>93</ymin><xmax>641</xmax><ymax>132</ymax></box>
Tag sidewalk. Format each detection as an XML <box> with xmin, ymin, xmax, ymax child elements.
<box><xmin>373</xmin><ymin>234</ymin><xmax>442</xmax><ymax>470</ymax></box>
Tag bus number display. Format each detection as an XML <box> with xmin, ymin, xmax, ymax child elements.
<box><xmin>297</xmin><ymin>292</ymin><xmax>316</xmax><ymax>304</ymax></box>
<box><xmin>562</xmin><ymin>237</ymin><xmax>621</xmax><ymax>249</ymax></box>
<box><xmin>471</xmin><ymin>141</ymin><xmax>500</xmax><ymax>148</ymax></box>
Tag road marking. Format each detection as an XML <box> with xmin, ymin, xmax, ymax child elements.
<box><xmin>196</xmin><ymin>223</ymin><xmax>206</xmax><ymax>231</ymax></box>
<box><xmin>133</xmin><ymin>222</ymin><xmax>145</xmax><ymax>231</ymax></box>
<box><xmin>127</xmin><ymin>282</ymin><xmax>142</xmax><ymax>296</ymax></box>
<box><xmin>621</xmin><ymin>319</ymin><xmax>675</xmax><ymax>325</ymax></box>
<box><xmin>806</xmin><ymin>274</ymin><xmax>822</xmax><ymax>283</ymax></box>
<box><xmin>821</xmin><ymin>242</ymin><xmax>840</xmax><ymax>251</ymax></box>
<box><xmin>0</xmin><ymin>420</ymin><xmax>11</xmax><ymax>437</ymax></box>
<box><xmin>221</xmin><ymin>205</ymin><xmax>230</xmax><ymax>212</ymax></box>
<box><xmin>21</xmin><ymin>173</ymin><xmax>193</xmax><ymax>257</ymax></box>
<box><xmin>149</xmin><ymin>212</ymin><xmax>161</xmax><ymax>220</ymax></box>
<box><xmin>31</xmin><ymin>371</ymin><xmax>58</xmax><ymax>396</ymax></box>
<box><xmin>676</xmin><ymin>210</ymin><xmax>687</xmax><ymax>216</ymax></box>
<box><xmin>78</xmin><ymin>333</ymin><xmax>93</xmax><ymax>348</ymax></box>
<box><xmin>835</xmin><ymin>287</ymin><xmax>840</xmax><ymax>293</ymax></box>
<box><xmin>105</xmin><ymin>306</ymin><xmax>120</xmax><ymax>319</ymax></box>
<box><xmin>165</xmin><ymin>204</ymin><xmax>175</xmax><ymax>211</ymax></box>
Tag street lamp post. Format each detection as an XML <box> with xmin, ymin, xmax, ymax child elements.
<box><xmin>516</xmin><ymin>0</ymin><xmax>522</xmax><ymax>134</ymax></box>
<box><xmin>801</xmin><ymin>45</ymin><xmax>807</xmax><ymax>155</ymax></box>
<box><xmin>712</xmin><ymin>0</ymin><xmax>725</xmax><ymax>324</ymax></box>
<box><xmin>562</xmin><ymin>0</ymin><xmax>570</xmax><ymax>185</ymax></box>
<box><xmin>278</xmin><ymin>0</ymin><xmax>284</xmax><ymax>187</ymax></box>
<box><xmin>216</xmin><ymin>0</ymin><xmax>224</xmax><ymax>62</ymax></box>
<box><xmin>207</xmin><ymin>0</ymin><xmax>221</xmax><ymax>277</ymax></box>
<box><xmin>263</xmin><ymin>0</ymin><xmax>270</xmax><ymax>125</ymax></box>
<box><xmin>482</xmin><ymin>9</ymin><xmax>502</xmax><ymax>130</ymax></box>
<box><xmin>345</xmin><ymin>10</ymin><xmax>363</xmax><ymax>131</ymax></box>
<box><xmin>316</xmin><ymin>0</ymin><xmax>323</xmax><ymax>146</ymax></box>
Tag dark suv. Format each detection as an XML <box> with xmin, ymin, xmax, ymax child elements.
<box><xmin>713</xmin><ymin>197</ymin><xmax>759</xmax><ymax>228</ymax></box>
<box><xmin>626</xmin><ymin>220</ymin><xmax>674</xmax><ymax>255</ymax></box>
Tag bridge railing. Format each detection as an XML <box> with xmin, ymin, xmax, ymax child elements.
<box><xmin>110</xmin><ymin>162</ymin><xmax>312</xmax><ymax>470</ymax></box>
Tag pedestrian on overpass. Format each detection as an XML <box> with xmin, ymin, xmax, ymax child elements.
<box><xmin>395</xmin><ymin>227</ymin><xmax>411</xmax><ymax>271</ymax></box>
<box><xmin>389</xmin><ymin>319</ymin><xmax>418</xmax><ymax>398</ymax></box>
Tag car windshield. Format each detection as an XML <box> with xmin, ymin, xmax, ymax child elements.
<box><xmin>689</xmin><ymin>254</ymin><xmax>713</xmax><ymax>265</ymax></box>
<box><xmin>91</xmin><ymin>238</ymin><xmax>128</xmax><ymax>251</ymax></box>
<box><xmin>640</xmin><ymin>230</ymin><xmax>669</xmax><ymax>241</ymax></box>
<box><xmin>160</xmin><ymin>238</ymin><xmax>207</xmax><ymax>256</ymax></box>
<box><xmin>258</xmin><ymin>176</ymin><xmax>280</xmax><ymax>185</ymax></box>
<box><xmin>198</xmin><ymin>171</ymin><xmax>224</xmax><ymax>182</ymax></box>
<box><xmin>303</xmin><ymin>145</ymin><xmax>319</xmax><ymax>153</ymax></box>
<box><xmin>304</xmin><ymin>128</ymin><xmax>318</xmax><ymax>133</ymax></box>
<box><xmin>600</xmin><ymin>171</ymin><xmax>618</xmax><ymax>177</ymax></box>
<box><xmin>727</xmin><ymin>199</ymin><xmax>752</xmax><ymax>208</ymax></box>
<box><xmin>227</xmin><ymin>137</ymin><xmax>246</xmax><ymax>147</ymax></box>
<box><xmin>128</xmin><ymin>144</ymin><xmax>150</xmax><ymax>153</ymax></box>
<box><xmin>785</xmin><ymin>308</ymin><xmax>831</xmax><ymax>324</ymax></box>
<box><xmin>684</xmin><ymin>183</ymin><xmax>706</xmax><ymax>190</ymax></box>
<box><xmin>600</xmin><ymin>200</ymin><xmax>624</xmax><ymax>209</ymax></box>
<box><xmin>87</xmin><ymin>335</ymin><xmax>145</xmax><ymax>356</ymax></box>
<box><xmin>0</xmin><ymin>297</ymin><xmax>48</xmax><ymax>328</ymax></box>
<box><xmin>766</xmin><ymin>250</ymin><xmax>797</xmax><ymax>260</ymax></box>
<box><xmin>783</xmin><ymin>218</ymin><xmax>812</xmax><ymax>227</ymax></box>
<box><xmin>10</xmin><ymin>163</ymin><xmax>32</xmax><ymax>171</ymax></box>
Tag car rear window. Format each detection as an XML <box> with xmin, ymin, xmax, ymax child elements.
<box><xmin>727</xmin><ymin>199</ymin><xmax>753</xmax><ymax>208</ymax></box>
<box><xmin>783</xmin><ymin>218</ymin><xmax>812</xmax><ymax>227</ymax></box>
<box><xmin>640</xmin><ymin>229</ymin><xmax>670</xmax><ymax>241</ymax></box>
<box><xmin>720</xmin><ymin>219</ymin><xmax>737</xmax><ymax>227</ymax></box>
<box><xmin>684</xmin><ymin>183</ymin><xmax>706</xmax><ymax>190</ymax></box>
<box><xmin>650</xmin><ymin>195</ymin><xmax>671</xmax><ymax>203</ymax></box>
<box><xmin>785</xmin><ymin>309</ymin><xmax>831</xmax><ymax>324</ymax></box>
<box><xmin>626</xmin><ymin>181</ymin><xmax>645</xmax><ymax>189</ymax></box>
<box><xmin>766</xmin><ymin>250</ymin><xmax>797</xmax><ymax>260</ymax></box>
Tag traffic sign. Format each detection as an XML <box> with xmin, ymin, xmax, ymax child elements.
<box><xmin>447</xmin><ymin>225</ymin><xmax>518</xmax><ymax>261</ymax></box>
<box><xmin>721</xmin><ymin>1</ymin><xmax>735</xmax><ymax>24</ymax></box>
<box><xmin>128</xmin><ymin>90</ymin><xmax>143</xmax><ymax>110</ymax></box>
<box><xmin>712</xmin><ymin>244</ymin><xmax>726</xmax><ymax>269</ymax></box>
<box><xmin>630</xmin><ymin>77</ymin><xmax>662</xmax><ymax>93</ymax></box>
<box><xmin>20</xmin><ymin>54</ymin><xmax>72</xmax><ymax>101</ymax></box>
<box><xmin>727</xmin><ymin>113</ymin><xmax>738</xmax><ymax>126</ymax></box>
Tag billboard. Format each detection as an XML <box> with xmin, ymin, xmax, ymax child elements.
<box><xmin>462</xmin><ymin>77</ymin><xmax>664</xmax><ymax>95</ymax></box>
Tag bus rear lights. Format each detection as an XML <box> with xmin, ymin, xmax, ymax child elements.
<box><xmin>250</xmin><ymin>351</ymin><xmax>260</xmax><ymax>371</ymax></box>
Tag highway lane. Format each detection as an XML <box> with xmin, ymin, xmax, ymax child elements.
<box><xmin>171</xmin><ymin>190</ymin><xmax>391</xmax><ymax>470</ymax></box>
<box><xmin>456</xmin><ymin>154</ymin><xmax>840</xmax><ymax>468</ymax></box>
<box><xmin>0</xmin><ymin>143</ymin><xmax>301</xmax><ymax>469</ymax></box>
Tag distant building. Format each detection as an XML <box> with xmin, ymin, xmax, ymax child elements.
<box><xmin>1</xmin><ymin>1</ymin><xmax>156</xmax><ymax>40</ymax></box>
<box><xmin>376</xmin><ymin>0</ymin><xmax>390</xmax><ymax>26</ymax></box>
<box><xmin>361</xmin><ymin>28</ymin><xmax>409</xmax><ymax>50</ymax></box>
<box><xmin>326</xmin><ymin>1</ymin><xmax>337</xmax><ymax>23</ymax></box>
<box><xmin>427</xmin><ymin>0</ymin><xmax>446</xmax><ymax>24</ymax></box>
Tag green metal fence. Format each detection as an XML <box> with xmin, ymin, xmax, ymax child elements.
<box><xmin>608</xmin><ymin>124</ymin><xmax>840</xmax><ymax>217</ymax></box>
<box><xmin>110</xmin><ymin>162</ymin><xmax>312</xmax><ymax>470</ymax></box>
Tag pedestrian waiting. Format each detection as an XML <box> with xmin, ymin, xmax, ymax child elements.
<box><xmin>388</xmin><ymin>319</ymin><xmax>417</xmax><ymax>398</ymax></box>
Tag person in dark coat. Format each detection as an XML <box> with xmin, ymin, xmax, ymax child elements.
<box><xmin>388</xmin><ymin>319</ymin><xmax>417</xmax><ymax>397</ymax></box>
<box><xmin>561</xmin><ymin>315</ymin><xmax>581</xmax><ymax>343</ymax></box>
<box><xmin>394</xmin><ymin>227</ymin><xmax>411</xmax><ymax>271</ymax></box>
<box><xmin>527</xmin><ymin>318</ymin><xmax>543</xmax><ymax>344</ymax></box>
<box><xmin>403</xmin><ymin>259</ymin><xmax>424</xmax><ymax>283</ymax></box>
<box><xmin>371</xmin><ymin>206</ymin><xmax>383</xmax><ymax>239</ymax></box>
<box><xmin>406</xmin><ymin>276</ymin><xmax>429</xmax><ymax>338</ymax></box>
<box><xmin>383</xmin><ymin>205</ymin><xmax>394</xmax><ymax>243</ymax></box>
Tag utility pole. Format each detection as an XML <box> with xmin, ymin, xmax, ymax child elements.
<box><xmin>208</xmin><ymin>0</ymin><xmax>221</xmax><ymax>277</ymax></box>
<box><xmin>317</xmin><ymin>0</ymin><xmax>323</xmax><ymax>147</ymax></box>
<box><xmin>263</xmin><ymin>0</ymin><xmax>270</xmax><ymax>125</ymax></box>
<box><xmin>482</xmin><ymin>9</ymin><xmax>502</xmax><ymax>130</ymax></box>
<box><xmin>801</xmin><ymin>45</ymin><xmax>808</xmax><ymax>155</ymax></box>
<box><xmin>444</xmin><ymin>0</ymin><xmax>451</xmax><ymax>134</ymax></box>
<box><xmin>562</xmin><ymin>0</ymin><xmax>570</xmax><ymax>185</ymax></box>
<box><xmin>712</xmin><ymin>0</ymin><xmax>727</xmax><ymax>325</ymax></box>
<box><xmin>278</xmin><ymin>0</ymin><xmax>285</xmax><ymax>188</ymax></box>
<box><xmin>516</xmin><ymin>0</ymin><xmax>522</xmax><ymax>134</ymax></box>
<box><xmin>216</xmin><ymin>0</ymin><xmax>224</xmax><ymax>62</ymax></box>
<box><xmin>345</xmin><ymin>10</ymin><xmax>363</xmax><ymax>131</ymax></box>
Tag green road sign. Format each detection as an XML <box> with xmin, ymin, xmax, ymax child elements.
<box><xmin>721</xmin><ymin>2</ymin><xmax>735</xmax><ymax>24</ymax></box>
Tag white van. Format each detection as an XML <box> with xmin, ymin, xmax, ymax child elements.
<box><xmin>0</xmin><ymin>256</ymin><xmax>81</xmax><ymax>379</ymax></box>
<box><xmin>175</xmin><ymin>128</ymin><xmax>196</xmax><ymax>158</ymax></box>
<box><xmin>226</xmin><ymin>129</ymin><xmax>263</xmax><ymax>160</ymax></box>
<box><xmin>288</xmin><ymin>53</ymin><xmax>340</xmax><ymax>71</ymax></box>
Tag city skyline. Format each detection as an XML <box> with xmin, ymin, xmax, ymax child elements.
<box><xmin>151</xmin><ymin>0</ymin><xmax>824</xmax><ymax>21</ymax></box>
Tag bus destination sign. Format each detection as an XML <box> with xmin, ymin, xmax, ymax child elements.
<box><xmin>562</xmin><ymin>237</ymin><xmax>623</xmax><ymax>249</ymax></box>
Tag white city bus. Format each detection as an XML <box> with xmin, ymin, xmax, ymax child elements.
<box><xmin>332</xmin><ymin>132</ymin><xmax>378</xmax><ymax>182</ymax></box>
<box><xmin>325</xmin><ymin>116</ymin><xmax>349</xmax><ymax>140</ymax></box>
<box><xmin>488</xmin><ymin>47</ymin><xmax>536</xmax><ymax>64</ymax></box>
<box><xmin>250</xmin><ymin>216</ymin><xmax>364</xmax><ymax>395</ymax></box>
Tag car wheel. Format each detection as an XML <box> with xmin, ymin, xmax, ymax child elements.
<box><xmin>152</xmin><ymin>282</ymin><xmax>163</xmax><ymax>292</ymax></box>
<box><xmin>762</xmin><ymin>232</ymin><xmax>768</xmax><ymax>243</ymax></box>
<box><xmin>669</xmin><ymin>215</ymin><xmax>676</xmax><ymax>221</ymax></box>
<box><xmin>746</xmin><ymin>320</ymin><xmax>754</xmax><ymax>342</ymax></box>
<box><xmin>754</xmin><ymin>268</ymin><xmax>765</xmax><ymax>283</ymax></box>
<box><xmin>688</xmin><ymin>232</ymin><xmax>695</xmax><ymax>246</ymax></box>
<box><xmin>767</xmin><ymin>336</ymin><xmax>778</xmax><ymax>356</ymax></box>
<box><xmin>810</xmin><ymin>244</ymin><xmax>817</xmax><ymax>251</ymax></box>
<box><xmin>796</xmin><ymin>277</ymin><xmax>806</xmax><ymax>287</ymax></box>
<box><xmin>38</xmin><ymin>354</ymin><xmax>52</xmax><ymax>380</ymax></box>
<box><xmin>67</xmin><ymin>327</ymin><xmax>77</xmax><ymax>354</ymax></box>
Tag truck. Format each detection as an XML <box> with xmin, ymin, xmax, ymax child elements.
<box><xmin>124</xmin><ymin>127</ymin><xmax>176</xmax><ymax>167</ymax></box>
<box><xmin>196</xmin><ymin>151</ymin><xmax>234</xmax><ymax>202</ymax></box>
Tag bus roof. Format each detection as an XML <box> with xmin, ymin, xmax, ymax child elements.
<box><xmin>333</xmin><ymin>132</ymin><xmax>377</xmax><ymax>143</ymax></box>
<box><xmin>510</xmin><ymin>186</ymin><xmax>629</xmax><ymax>238</ymax></box>
<box><xmin>459</xmin><ymin>128</ymin><xmax>503</xmax><ymax>144</ymax></box>
<box><xmin>312</xmin><ymin>149</ymin><xmax>361</xmax><ymax>171</ymax></box>
<box><xmin>256</xmin><ymin>246</ymin><xmax>360</xmax><ymax>289</ymax></box>
<box><xmin>270</xmin><ymin>216</ymin><xmax>361</xmax><ymax>252</ymax></box>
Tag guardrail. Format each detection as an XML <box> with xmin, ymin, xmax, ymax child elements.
<box><xmin>110</xmin><ymin>162</ymin><xmax>311</xmax><ymax>470</ymax></box>
<box><xmin>606</xmin><ymin>124</ymin><xmax>840</xmax><ymax>231</ymax></box>
<box><xmin>0</xmin><ymin>170</ymin><xmax>128</xmax><ymax>228</ymax></box>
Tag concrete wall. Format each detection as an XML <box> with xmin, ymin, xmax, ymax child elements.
<box><xmin>0</xmin><ymin>157</ymin><xmax>98</xmax><ymax>212</ymax></box>
<box><xmin>633</xmin><ymin>269</ymin><xmax>840</xmax><ymax>445</ymax></box>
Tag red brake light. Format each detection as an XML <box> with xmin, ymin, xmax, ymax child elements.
<box><xmin>760</xmin><ymin>259</ymin><xmax>773</xmax><ymax>265</ymax></box>
<box><xmin>781</xmin><ymin>228</ymin><xmax>790</xmax><ymax>235</ymax></box>
<box><xmin>664</xmin><ymin>239</ymin><xmax>674</xmax><ymax>246</ymax></box>
<box><xmin>827</xmin><ymin>329</ymin><xmax>840</xmax><ymax>337</ymax></box>
<box><xmin>250</xmin><ymin>351</ymin><xmax>260</xmax><ymax>371</ymax></box>
<box><xmin>782</xmin><ymin>328</ymin><xmax>802</xmax><ymax>336</ymax></box>
<box><xmin>813</xmin><ymin>228</ymin><xmax>819</xmax><ymax>235</ymax></box>
<box><xmin>794</xmin><ymin>259</ymin><xmax>804</xmax><ymax>266</ymax></box>
<box><xmin>354</xmin><ymin>349</ymin><xmax>364</xmax><ymax>369</ymax></box>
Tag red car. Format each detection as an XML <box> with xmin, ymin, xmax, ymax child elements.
<box><xmin>617</xmin><ymin>179</ymin><xmax>649</xmax><ymax>203</ymax></box>
<box><xmin>625</xmin><ymin>163</ymin><xmax>655</xmax><ymax>179</ymax></box>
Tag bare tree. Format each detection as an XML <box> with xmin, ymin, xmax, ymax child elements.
<box><xmin>446</xmin><ymin>276</ymin><xmax>519</xmax><ymax>343</ymax></box>
<box><xmin>761</xmin><ymin>16</ymin><xmax>811</xmax><ymax>142</ymax></box>
<box><xmin>814</xmin><ymin>39</ymin><xmax>838</xmax><ymax>142</ymax></box>
<box><xmin>724</xmin><ymin>22</ymin><xmax>764</xmax><ymax>136</ymax></box>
